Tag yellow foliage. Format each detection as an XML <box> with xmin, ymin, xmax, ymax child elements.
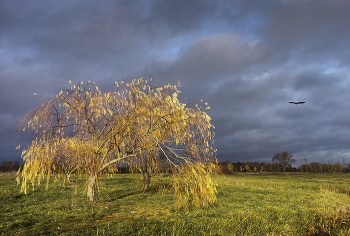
<box><xmin>173</xmin><ymin>163</ymin><xmax>217</xmax><ymax>210</ymax></box>
<box><xmin>16</xmin><ymin>78</ymin><xmax>216</xmax><ymax>203</ymax></box>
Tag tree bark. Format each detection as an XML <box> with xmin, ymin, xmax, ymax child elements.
<box><xmin>140</xmin><ymin>169</ymin><xmax>151</xmax><ymax>192</ymax></box>
<box><xmin>87</xmin><ymin>174</ymin><xmax>96</xmax><ymax>202</ymax></box>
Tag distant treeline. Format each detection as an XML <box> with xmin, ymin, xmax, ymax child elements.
<box><xmin>2</xmin><ymin>160</ymin><xmax>350</xmax><ymax>174</ymax></box>
<box><xmin>216</xmin><ymin>160</ymin><xmax>350</xmax><ymax>174</ymax></box>
<box><xmin>0</xmin><ymin>161</ymin><xmax>21</xmax><ymax>172</ymax></box>
<box><xmin>0</xmin><ymin>160</ymin><xmax>172</xmax><ymax>174</ymax></box>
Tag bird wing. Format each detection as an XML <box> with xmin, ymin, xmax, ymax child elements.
<box><xmin>297</xmin><ymin>102</ymin><xmax>305</xmax><ymax>104</ymax></box>
<box><xmin>288</xmin><ymin>102</ymin><xmax>296</xmax><ymax>104</ymax></box>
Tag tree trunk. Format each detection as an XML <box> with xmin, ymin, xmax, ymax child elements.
<box><xmin>140</xmin><ymin>169</ymin><xmax>151</xmax><ymax>192</ymax></box>
<box><xmin>66</xmin><ymin>173</ymin><xmax>74</xmax><ymax>183</ymax></box>
<box><xmin>87</xmin><ymin>174</ymin><xmax>96</xmax><ymax>202</ymax></box>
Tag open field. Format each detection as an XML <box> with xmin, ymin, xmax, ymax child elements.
<box><xmin>2</xmin><ymin>172</ymin><xmax>350</xmax><ymax>235</ymax></box>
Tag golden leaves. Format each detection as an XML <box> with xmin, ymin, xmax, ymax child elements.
<box><xmin>17</xmin><ymin>78</ymin><xmax>216</xmax><ymax>204</ymax></box>
<box><xmin>173</xmin><ymin>163</ymin><xmax>218</xmax><ymax>210</ymax></box>
<box><xmin>172</xmin><ymin>92</ymin><xmax>178</xmax><ymax>103</ymax></box>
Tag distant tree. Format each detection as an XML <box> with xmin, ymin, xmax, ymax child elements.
<box><xmin>0</xmin><ymin>161</ymin><xmax>20</xmax><ymax>172</ymax></box>
<box><xmin>272</xmin><ymin>152</ymin><xmax>295</xmax><ymax>172</ymax></box>
<box><xmin>16</xmin><ymin>78</ymin><xmax>217</xmax><ymax>207</ymax></box>
<box><xmin>309</xmin><ymin>162</ymin><xmax>322</xmax><ymax>173</ymax></box>
<box><xmin>299</xmin><ymin>164</ymin><xmax>309</xmax><ymax>173</ymax></box>
<box><xmin>260</xmin><ymin>166</ymin><xmax>264</xmax><ymax>174</ymax></box>
<box><xmin>332</xmin><ymin>163</ymin><xmax>343</xmax><ymax>173</ymax></box>
<box><xmin>227</xmin><ymin>163</ymin><xmax>234</xmax><ymax>173</ymax></box>
<box><xmin>262</xmin><ymin>162</ymin><xmax>272</xmax><ymax>172</ymax></box>
<box><xmin>218</xmin><ymin>160</ymin><xmax>234</xmax><ymax>174</ymax></box>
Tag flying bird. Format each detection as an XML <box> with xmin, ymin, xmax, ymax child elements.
<box><xmin>288</xmin><ymin>101</ymin><xmax>305</xmax><ymax>105</ymax></box>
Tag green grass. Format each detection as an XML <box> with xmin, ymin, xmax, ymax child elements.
<box><xmin>2</xmin><ymin>172</ymin><xmax>350</xmax><ymax>235</ymax></box>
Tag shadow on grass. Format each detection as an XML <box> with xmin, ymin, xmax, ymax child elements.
<box><xmin>12</xmin><ymin>193</ymin><xmax>25</xmax><ymax>199</ymax></box>
<box><xmin>106</xmin><ymin>190</ymin><xmax>140</xmax><ymax>201</ymax></box>
<box><xmin>141</xmin><ymin>183</ymin><xmax>173</xmax><ymax>194</ymax></box>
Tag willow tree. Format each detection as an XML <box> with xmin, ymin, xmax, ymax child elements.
<box><xmin>16</xmin><ymin>78</ymin><xmax>216</xmax><ymax>204</ymax></box>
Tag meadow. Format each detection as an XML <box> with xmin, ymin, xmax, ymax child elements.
<box><xmin>2</xmin><ymin>172</ymin><xmax>350</xmax><ymax>235</ymax></box>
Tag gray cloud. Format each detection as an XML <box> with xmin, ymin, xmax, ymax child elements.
<box><xmin>263</xmin><ymin>0</ymin><xmax>350</xmax><ymax>64</ymax></box>
<box><xmin>150</xmin><ymin>0</ymin><xmax>218</xmax><ymax>34</ymax></box>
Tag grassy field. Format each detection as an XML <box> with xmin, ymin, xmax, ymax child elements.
<box><xmin>2</xmin><ymin>172</ymin><xmax>350</xmax><ymax>235</ymax></box>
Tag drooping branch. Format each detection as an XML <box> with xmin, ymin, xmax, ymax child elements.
<box><xmin>97</xmin><ymin>153</ymin><xmax>137</xmax><ymax>175</ymax></box>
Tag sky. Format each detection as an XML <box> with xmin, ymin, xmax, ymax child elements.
<box><xmin>1</xmin><ymin>0</ymin><xmax>350</xmax><ymax>167</ymax></box>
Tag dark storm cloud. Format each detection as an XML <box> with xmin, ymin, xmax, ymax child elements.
<box><xmin>150</xmin><ymin>0</ymin><xmax>218</xmax><ymax>33</ymax></box>
<box><xmin>175</xmin><ymin>34</ymin><xmax>265</xmax><ymax>80</ymax></box>
<box><xmin>2</xmin><ymin>0</ymin><xmax>350</xmax><ymax>166</ymax></box>
<box><xmin>141</xmin><ymin>33</ymin><xmax>268</xmax><ymax>103</ymax></box>
<box><xmin>1</xmin><ymin>1</ymin><xmax>158</xmax><ymax>85</ymax></box>
<box><xmin>263</xmin><ymin>0</ymin><xmax>350</xmax><ymax>64</ymax></box>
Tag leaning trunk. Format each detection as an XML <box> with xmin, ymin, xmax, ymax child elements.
<box><xmin>142</xmin><ymin>172</ymin><xmax>151</xmax><ymax>192</ymax></box>
<box><xmin>140</xmin><ymin>168</ymin><xmax>151</xmax><ymax>192</ymax></box>
<box><xmin>87</xmin><ymin>174</ymin><xmax>97</xmax><ymax>202</ymax></box>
